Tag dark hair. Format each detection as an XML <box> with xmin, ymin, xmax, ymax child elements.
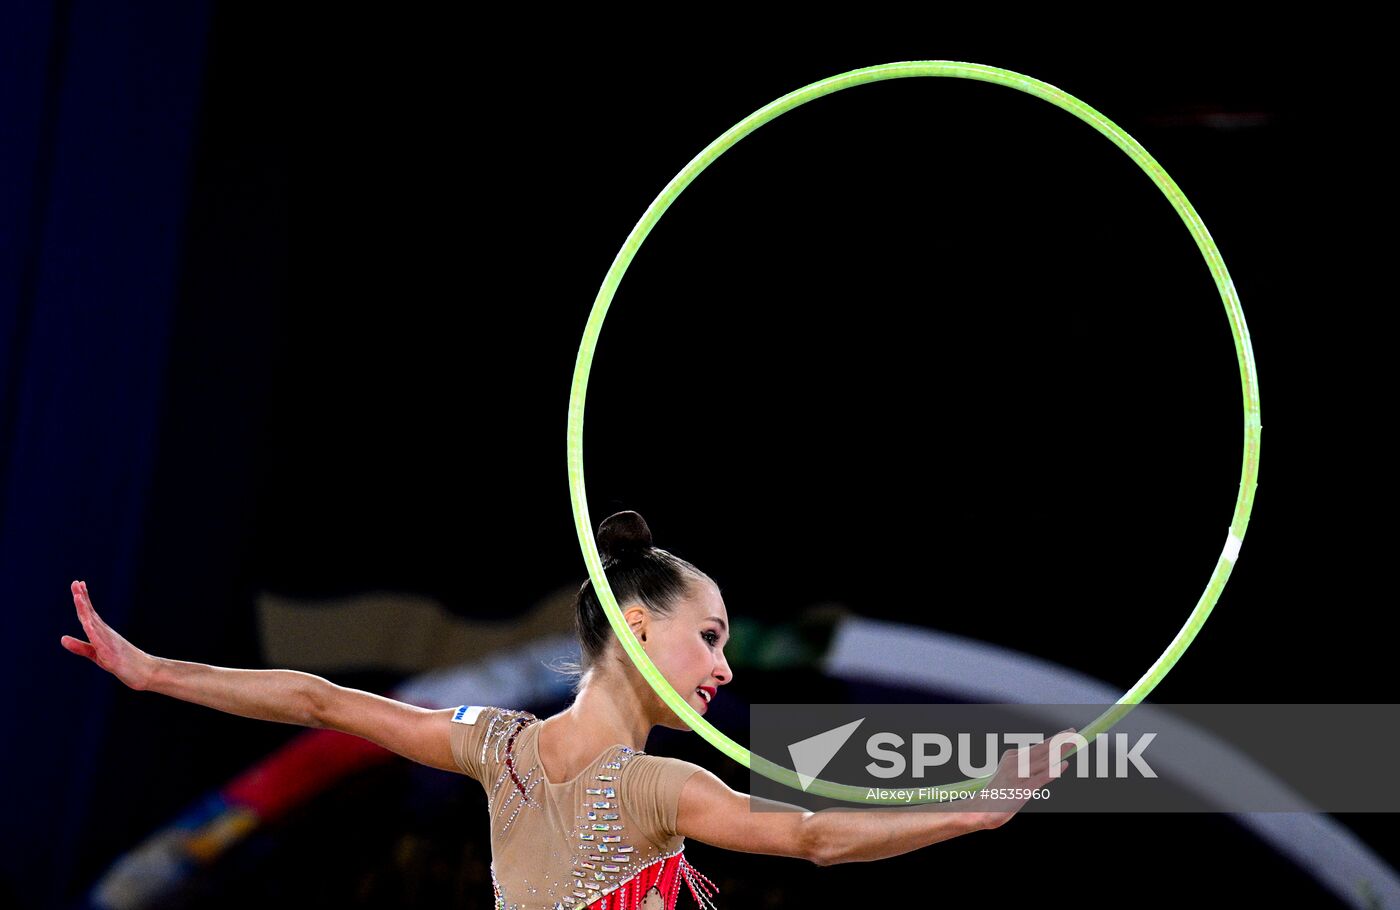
<box><xmin>555</xmin><ymin>511</ymin><xmax>709</xmax><ymax>693</ymax></box>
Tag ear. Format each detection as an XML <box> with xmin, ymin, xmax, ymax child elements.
<box><xmin>624</xmin><ymin>604</ymin><xmax>648</xmax><ymax>643</ymax></box>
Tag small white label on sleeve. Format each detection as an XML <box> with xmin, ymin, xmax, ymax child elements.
<box><xmin>452</xmin><ymin>705</ymin><xmax>485</xmax><ymax>725</ymax></box>
<box><xmin>1222</xmin><ymin>532</ymin><xmax>1243</xmax><ymax>563</ymax></box>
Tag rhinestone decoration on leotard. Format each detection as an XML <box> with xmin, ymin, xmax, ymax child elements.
<box><xmin>483</xmin><ymin>716</ymin><xmax>721</xmax><ymax>909</ymax></box>
<box><xmin>568</xmin><ymin>744</ymin><xmax>638</xmax><ymax>900</ymax></box>
<box><xmin>562</xmin><ymin>747</ymin><xmax>723</xmax><ymax>909</ymax></box>
<box><xmin>499</xmin><ymin>728</ymin><xmax>542</xmax><ymax>834</ymax></box>
<box><xmin>479</xmin><ymin>710</ymin><xmax>543</xmax><ymax>837</ymax></box>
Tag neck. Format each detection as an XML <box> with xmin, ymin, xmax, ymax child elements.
<box><xmin>546</xmin><ymin>659</ymin><xmax>658</xmax><ymax>757</ymax></box>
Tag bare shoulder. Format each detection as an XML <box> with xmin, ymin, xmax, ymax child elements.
<box><xmin>675</xmin><ymin>766</ymin><xmax>817</xmax><ymax>863</ymax></box>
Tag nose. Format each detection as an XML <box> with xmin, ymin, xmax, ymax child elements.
<box><xmin>713</xmin><ymin>651</ymin><xmax>733</xmax><ymax>687</ymax></box>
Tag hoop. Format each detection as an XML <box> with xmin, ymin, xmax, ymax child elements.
<box><xmin>567</xmin><ymin>61</ymin><xmax>1261</xmax><ymax>803</ymax></box>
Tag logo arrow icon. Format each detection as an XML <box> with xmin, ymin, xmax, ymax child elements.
<box><xmin>788</xmin><ymin>718</ymin><xmax>865</xmax><ymax>791</ymax></box>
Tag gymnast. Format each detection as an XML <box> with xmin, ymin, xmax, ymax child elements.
<box><xmin>62</xmin><ymin>510</ymin><xmax>1066</xmax><ymax>909</ymax></box>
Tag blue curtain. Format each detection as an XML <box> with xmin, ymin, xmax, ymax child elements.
<box><xmin>0</xmin><ymin>2</ymin><xmax>213</xmax><ymax>906</ymax></box>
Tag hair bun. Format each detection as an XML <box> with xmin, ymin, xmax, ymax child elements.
<box><xmin>597</xmin><ymin>511</ymin><xmax>653</xmax><ymax>564</ymax></box>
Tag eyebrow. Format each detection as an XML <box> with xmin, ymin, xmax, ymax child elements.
<box><xmin>705</xmin><ymin>616</ymin><xmax>728</xmax><ymax>634</ymax></box>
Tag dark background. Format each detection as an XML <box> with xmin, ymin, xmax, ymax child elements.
<box><xmin>3</xmin><ymin>5</ymin><xmax>1392</xmax><ymax>908</ymax></box>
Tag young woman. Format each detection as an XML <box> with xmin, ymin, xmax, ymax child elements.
<box><xmin>62</xmin><ymin>510</ymin><xmax>1067</xmax><ymax>910</ymax></box>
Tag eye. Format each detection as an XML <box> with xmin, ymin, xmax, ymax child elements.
<box><xmin>701</xmin><ymin>629</ymin><xmax>720</xmax><ymax>646</ymax></box>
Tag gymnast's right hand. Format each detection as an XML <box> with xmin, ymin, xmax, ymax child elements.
<box><xmin>61</xmin><ymin>580</ymin><xmax>156</xmax><ymax>691</ymax></box>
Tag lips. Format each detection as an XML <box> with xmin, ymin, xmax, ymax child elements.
<box><xmin>696</xmin><ymin>686</ymin><xmax>716</xmax><ymax>705</ymax></box>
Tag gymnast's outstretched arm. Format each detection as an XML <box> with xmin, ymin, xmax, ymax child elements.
<box><xmin>675</xmin><ymin>733</ymin><xmax>1069</xmax><ymax>865</ymax></box>
<box><xmin>60</xmin><ymin>579</ymin><xmax>460</xmax><ymax>772</ymax></box>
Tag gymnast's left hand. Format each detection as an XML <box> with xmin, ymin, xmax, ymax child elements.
<box><xmin>60</xmin><ymin>580</ymin><xmax>157</xmax><ymax>691</ymax></box>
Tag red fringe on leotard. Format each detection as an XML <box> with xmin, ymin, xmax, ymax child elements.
<box><xmin>584</xmin><ymin>849</ymin><xmax>719</xmax><ymax>910</ymax></box>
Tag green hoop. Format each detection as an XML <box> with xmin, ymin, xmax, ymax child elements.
<box><xmin>567</xmin><ymin>61</ymin><xmax>1261</xmax><ymax>804</ymax></box>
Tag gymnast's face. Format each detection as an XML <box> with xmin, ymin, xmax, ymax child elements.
<box><xmin>626</xmin><ymin>577</ymin><xmax>733</xmax><ymax>731</ymax></box>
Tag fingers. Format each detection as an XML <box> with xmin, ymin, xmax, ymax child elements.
<box><xmin>980</xmin><ymin>731</ymin><xmax>1079</xmax><ymax>830</ymax></box>
<box><xmin>1027</xmin><ymin>761</ymin><xmax>1067</xmax><ymax>789</ymax></box>
<box><xmin>1030</xmin><ymin>736</ymin><xmax>1069</xmax><ymax>778</ymax></box>
<box><xmin>1044</xmin><ymin>728</ymin><xmax>1077</xmax><ymax>778</ymax></box>
<box><xmin>65</xmin><ymin>581</ymin><xmax>120</xmax><ymax>669</ymax></box>
<box><xmin>999</xmin><ymin>728</ymin><xmax>1077</xmax><ymax>784</ymax></box>
<box><xmin>60</xmin><ymin>634</ymin><xmax>97</xmax><ymax>661</ymax></box>
<box><xmin>71</xmin><ymin>579</ymin><xmax>102</xmax><ymax>630</ymax></box>
<box><xmin>73</xmin><ymin>579</ymin><xmax>93</xmax><ymax>615</ymax></box>
<box><xmin>71</xmin><ymin>581</ymin><xmax>96</xmax><ymax>641</ymax></box>
<box><xmin>68</xmin><ymin>580</ymin><xmax>112</xmax><ymax>660</ymax></box>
